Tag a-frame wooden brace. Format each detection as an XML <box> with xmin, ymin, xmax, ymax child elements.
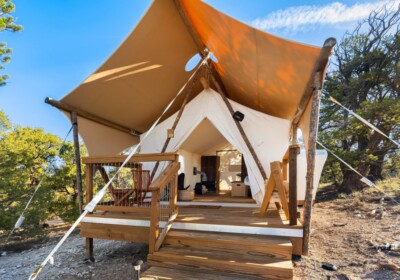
<box><xmin>259</xmin><ymin>161</ymin><xmax>289</xmax><ymax>219</ymax></box>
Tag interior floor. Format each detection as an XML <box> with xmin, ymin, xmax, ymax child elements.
<box><xmin>192</xmin><ymin>190</ymin><xmax>255</xmax><ymax>204</ymax></box>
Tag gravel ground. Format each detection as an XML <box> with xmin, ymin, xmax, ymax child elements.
<box><xmin>0</xmin><ymin>232</ymin><xmax>148</xmax><ymax>280</ymax></box>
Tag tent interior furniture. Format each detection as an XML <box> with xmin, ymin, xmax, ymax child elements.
<box><xmin>47</xmin><ymin>0</ymin><xmax>335</xmax><ymax>278</ymax></box>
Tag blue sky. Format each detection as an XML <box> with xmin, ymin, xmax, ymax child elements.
<box><xmin>0</xmin><ymin>0</ymin><xmax>398</xmax><ymax>140</ymax></box>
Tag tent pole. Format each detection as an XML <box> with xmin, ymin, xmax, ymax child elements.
<box><xmin>289</xmin><ymin>124</ymin><xmax>300</xmax><ymax>225</ymax></box>
<box><xmin>302</xmin><ymin>73</ymin><xmax>322</xmax><ymax>255</ymax></box>
<box><xmin>71</xmin><ymin>112</ymin><xmax>84</xmax><ymax>214</ymax></box>
<box><xmin>150</xmin><ymin>66</ymin><xmax>203</xmax><ymax>180</ymax></box>
<box><xmin>292</xmin><ymin>38</ymin><xmax>336</xmax><ymax>126</ymax></box>
<box><xmin>208</xmin><ymin>66</ymin><xmax>268</xmax><ymax>181</ymax></box>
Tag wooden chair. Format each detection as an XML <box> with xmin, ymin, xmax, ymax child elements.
<box><xmin>132</xmin><ymin>168</ymin><xmax>151</xmax><ymax>206</ymax></box>
<box><xmin>96</xmin><ymin>166</ymin><xmax>135</xmax><ymax>206</ymax></box>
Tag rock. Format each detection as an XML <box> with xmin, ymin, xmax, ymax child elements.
<box><xmin>391</xmin><ymin>241</ymin><xmax>400</xmax><ymax>251</ymax></box>
<box><xmin>334</xmin><ymin>274</ymin><xmax>351</xmax><ymax>280</ymax></box>
<box><xmin>322</xmin><ymin>263</ymin><xmax>338</xmax><ymax>271</ymax></box>
<box><xmin>371</xmin><ymin>209</ymin><xmax>382</xmax><ymax>214</ymax></box>
<box><xmin>376</xmin><ymin>212</ymin><xmax>385</xmax><ymax>219</ymax></box>
<box><xmin>333</xmin><ymin>222</ymin><xmax>347</xmax><ymax>227</ymax></box>
<box><xmin>379</xmin><ymin>262</ymin><xmax>400</xmax><ymax>271</ymax></box>
<box><xmin>1</xmin><ymin>251</ymin><xmax>7</xmax><ymax>256</ymax></box>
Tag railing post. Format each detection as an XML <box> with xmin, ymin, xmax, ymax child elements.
<box><xmin>149</xmin><ymin>190</ymin><xmax>160</xmax><ymax>254</ymax></box>
<box><xmin>289</xmin><ymin>145</ymin><xmax>300</xmax><ymax>225</ymax></box>
<box><xmin>169</xmin><ymin>175</ymin><xmax>178</xmax><ymax>212</ymax></box>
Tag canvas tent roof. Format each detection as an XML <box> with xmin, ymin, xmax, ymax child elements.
<box><xmin>55</xmin><ymin>0</ymin><xmax>334</xmax><ymax>156</ymax></box>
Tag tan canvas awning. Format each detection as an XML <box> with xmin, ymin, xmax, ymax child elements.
<box><xmin>56</xmin><ymin>0</ymin><xmax>333</xmax><ymax>156</ymax></box>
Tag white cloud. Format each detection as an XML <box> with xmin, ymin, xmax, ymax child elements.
<box><xmin>251</xmin><ymin>0</ymin><xmax>400</xmax><ymax>32</ymax></box>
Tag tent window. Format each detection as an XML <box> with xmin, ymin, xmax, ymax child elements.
<box><xmin>178</xmin><ymin>155</ymin><xmax>185</xmax><ymax>174</ymax></box>
<box><xmin>185</xmin><ymin>53</ymin><xmax>201</xmax><ymax>72</ymax></box>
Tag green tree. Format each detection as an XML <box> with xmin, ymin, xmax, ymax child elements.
<box><xmin>0</xmin><ymin>0</ymin><xmax>23</xmax><ymax>86</ymax></box>
<box><xmin>320</xmin><ymin>6</ymin><xmax>400</xmax><ymax>192</ymax></box>
<box><xmin>0</xmin><ymin>112</ymin><xmax>85</xmax><ymax>231</ymax></box>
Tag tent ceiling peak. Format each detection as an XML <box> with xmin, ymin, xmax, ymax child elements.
<box><xmin>173</xmin><ymin>0</ymin><xmax>230</xmax><ymax>99</ymax></box>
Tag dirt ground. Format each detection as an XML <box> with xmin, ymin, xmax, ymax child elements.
<box><xmin>294</xmin><ymin>186</ymin><xmax>400</xmax><ymax>280</ymax></box>
<box><xmin>1</xmin><ymin>188</ymin><xmax>399</xmax><ymax>280</ymax></box>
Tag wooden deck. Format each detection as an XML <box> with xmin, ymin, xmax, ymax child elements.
<box><xmin>80</xmin><ymin>187</ymin><xmax>301</xmax><ymax>279</ymax></box>
<box><xmin>80</xmin><ymin>192</ymin><xmax>303</xmax><ymax>256</ymax></box>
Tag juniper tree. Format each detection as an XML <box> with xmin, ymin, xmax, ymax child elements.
<box><xmin>319</xmin><ymin>5</ymin><xmax>400</xmax><ymax>192</ymax></box>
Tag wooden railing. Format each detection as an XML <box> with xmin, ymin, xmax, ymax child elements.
<box><xmin>83</xmin><ymin>153</ymin><xmax>179</xmax><ymax>213</ymax></box>
<box><xmin>148</xmin><ymin>161</ymin><xmax>180</xmax><ymax>253</ymax></box>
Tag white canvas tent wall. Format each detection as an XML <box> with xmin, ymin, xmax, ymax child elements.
<box><xmin>140</xmin><ymin>88</ymin><xmax>291</xmax><ymax>203</ymax></box>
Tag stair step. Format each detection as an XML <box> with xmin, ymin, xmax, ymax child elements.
<box><xmin>141</xmin><ymin>266</ymin><xmax>262</xmax><ymax>280</ymax></box>
<box><xmin>163</xmin><ymin>230</ymin><xmax>292</xmax><ymax>260</ymax></box>
<box><xmin>148</xmin><ymin>251</ymin><xmax>293</xmax><ymax>280</ymax></box>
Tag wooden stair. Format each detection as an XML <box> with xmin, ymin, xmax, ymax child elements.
<box><xmin>145</xmin><ymin>230</ymin><xmax>294</xmax><ymax>280</ymax></box>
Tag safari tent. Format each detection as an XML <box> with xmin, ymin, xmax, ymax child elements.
<box><xmin>46</xmin><ymin>0</ymin><xmax>335</xmax><ymax>278</ymax></box>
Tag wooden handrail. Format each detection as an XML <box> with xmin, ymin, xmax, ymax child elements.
<box><xmin>149</xmin><ymin>161</ymin><xmax>180</xmax><ymax>191</ymax></box>
<box><xmin>155</xmin><ymin>208</ymin><xmax>179</xmax><ymax>251</ymax></box>
<box><xmin>148</xmin><ymin>161</ymin><xmax>180</xmax><ymax>254</ymax></box>
<box><xmin>82</xmin><ymin>153</ymin><xmax>179</xmax><ymax>164</ymax></box>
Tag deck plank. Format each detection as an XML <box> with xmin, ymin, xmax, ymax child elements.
<box><xmin>141</xmin><ymin>266</ymin><xmax>263</xmax><ymax>280</ymax></box>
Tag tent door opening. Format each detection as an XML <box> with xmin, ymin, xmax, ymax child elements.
<box><xmin>200</xmin><ymin>155</ymin><xmax>218</xmax><ymax>193</ymax></box>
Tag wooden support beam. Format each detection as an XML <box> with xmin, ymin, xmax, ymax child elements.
<box><xmin>84</xmin><ymin>163</ymin><xmax>94</xmax><ymax>262</ymax></box>
<box><xmin>209</xmin><ymin>67</ymin><xmax>268</xmax><ymax>181</ymax></box>
<box><xmin>45</xmin><ymin>97</ymin><xmax>141</xmax><ymax>137</ymax></box>
<box><xmin>289</xmin><ymin>144</ymin><xmax>300</xmax><ymax>225</ymax></box>
<box><xmin>71</xmin><ymin>112</ymin><xmax>84</xmax><ymax>214</ymax></box>
<box><xmin>292</xmin><ymin>38</ymin><xmax>336</xmax><ymax>125</ymax></box>
<box><xmin>302</xmin><ymin>73</ymin><xmax>322</xmax><ymax>255</ymax></box>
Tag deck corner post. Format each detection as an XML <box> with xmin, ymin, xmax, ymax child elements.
<box><xmin>149</xmin><ymin>190</ymin><xmax>160</xmax><ymax>254</ymax></box>
<box><xmin>84</xmin><ymin>163</ymin><xmax>95</xmax><ymax>261</ymax></box>
<box><xmin>289</xmin><ymin>144</ymin><xmax>300</xmax><ymax>225</ymax></box>
<box><xmin>302</xmin><ymin>72</ymin><xmax>322</xmax><ymax>255</ymax></box>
